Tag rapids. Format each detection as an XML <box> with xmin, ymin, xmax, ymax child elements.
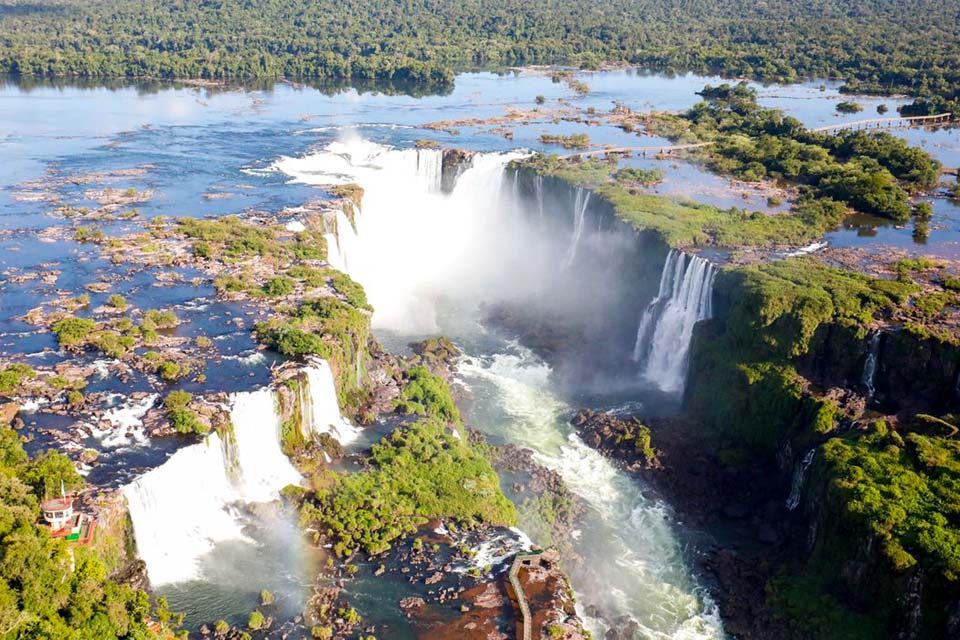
<box><xmin>277</xmin><ymin>139</ymin><xmax>726</xmax><ymax>638</ymax></box>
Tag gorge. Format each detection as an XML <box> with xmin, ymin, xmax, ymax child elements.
<box><xmin>1</xmin><ymin>63</ymin><xmax>958</xmax><ymax>640</ymax></box>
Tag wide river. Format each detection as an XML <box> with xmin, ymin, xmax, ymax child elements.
<box><xmin>2</xmin><ymin>69</ymin><xmax>957</xmax><ymax>638</ymax></box>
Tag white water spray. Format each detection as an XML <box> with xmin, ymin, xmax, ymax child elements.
<box><xmin>561</xmin><ymin>187</ymin><xmax>591</xmax><ymax>269</ymax></box>
<box><xmin>228</xmin><ymin>389</ymin><xmax>302</xmax><ymax>502</ymax></box>
<box><xmin>275</xmin><ymin>140</ymin><xmax>527</xmax><ymax>333</ymax></box>
<box><xmin>633</xmin><ymin>250</ymin><xmax>716</xmax><ymax>393</ymax></box>
<box><xmin>123</xmin><ymin>433</ymin><xmax>246</xmax><ymax>585</ymax></box>
<box><xmin>303</xmin><ymin>359</ymin><xmax>360</xmax><ymax>445</ymax></box>
<box><xmin>124</xmin><ymin>387</ymin><xmax>301</xmax><ymax>586</ymax></box>
<box><xmin>786</xmin><ymin>449</ymin><xmax>816</xmax><ymax>511</ymax></box>
<box><xmin>862</xmin><ymin>332</ymin><xmax>881</xmax><ymax>401</ymax></box>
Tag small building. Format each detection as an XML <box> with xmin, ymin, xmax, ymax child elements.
<box><xmin>40</xmin><ymin>496</ymin><xmax>96</xmax><ymax>545</ymax></box>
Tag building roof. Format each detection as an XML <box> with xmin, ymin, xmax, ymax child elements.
<box><xmin>40</xmin><ymin>497</ymin><xmax>73</xmax><ymax>511</ymax></box>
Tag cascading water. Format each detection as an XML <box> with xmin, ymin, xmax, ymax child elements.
<box><xmin>786</xmin><ymin>449</ymin><xmax>816</xmax><ymax>511</ymax></box>
<box><xmin>275</xmin><ymin>140</ymin><xmax>725</xmax><ymax>639</ymax></box>
<box><xmin>561</xmin><ymin>187</ymin><xmax>591</xmax><ymax>269</ymax></box>
<box><xmin>535</xmin><ymin>174</ymin><xmax>545</xmax><ymax>222</ymax></box>
<box><xmin>123</xmin><ymin>386</ymin><xmax>300</xmax><ymax>586</ymax></box>
<box><xmin>275</xmin><ymin>140</ymin><xmax>527</xmax><ymax>334</ymax></box>
<box><xmin>416</xmin><ymin>148</ymin><xmax>442</xmax><ymax>192</ymax></box>
<box><xmin>122</xmin><ymin>433</ymin><xmax>245</xmax><ymax>585</ymax></box>
<box><xmin>633</xmin><ymin>250</ymin><xmax>716</xmax><ymax>394</ymax></box>
<box><xmin>228</xmin><ymin>389</ymin><xmax>302</xmax><ymax>502</ymax></box>
<box><xmin>862</xmin><ymin>332</ymin><xmax>881</xmax><ymax>400</ymax></box>
<box><xmin>303</xmin><ymin>359</ymin><xmax>360</xmax><ymax>445</ymax></box>
<box><xmin>324</xmin><ymin>208</ymin><xmax>359</xmax><ymax>274</ymax></box>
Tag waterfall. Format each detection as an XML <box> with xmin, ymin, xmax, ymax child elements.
<box><xmin>228</xmin><ymin>389</ymin><xmax>302</xmax><ymax>503</ymax></box>
<box><xmin>122</xmin><ymin>433</ymin><xmax>245</xmax><ymax>585</ymax></box>
<box><xmin>274</xmin><ymin>141</ymin><xmax>526</xmax><ymax>334</ymax></box>
<box><xmin>303</xmin><ymin>359</ymin><xmax>361</xmax><ymax>445</ymax></box>
<box><xmin>535</xmin><ymin>174</ymin><xmax>544</xmax><ymax>222</ymax></box>
<box><xmin>786</xmin><ymin>449</ymin><xmax>816</xmax><ymax>511</ymax></box>
<box><xmin>634</xmin><ymin>250</ymin><xmax>716</xmax><ymax>394</ymax></box>
<box><xmin>416</xmin><ymin>148</ymin><xmax>442</xmax><ymax>192</ymax></box>
<box><xmin>324</xmin><ymin>208</ymin><xmax>359</xmax><ymax>274</ymax></box>
<box><xmin>561</xmin><ymin>187</ymin><xmax>591</xmax><ymax>269</ymax></box>
<box><xmin>862</xmin><ymin>332</ymin><xmax>881</xmax><ymax>400</ymax></box>
<box><xmin>124</xmin><ymin>387</ymin><xmax>301</xmax><ymax>586</ymax></box>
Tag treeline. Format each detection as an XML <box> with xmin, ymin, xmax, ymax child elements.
<box><xmin>0</xmin><ymin>0</ymin><xmax>959</xmax><ymax>105</ymax></box>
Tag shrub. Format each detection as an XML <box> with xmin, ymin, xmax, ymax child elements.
<box><xmin>107</xmin><ymin>294</ymin><xmax>128</xmax><ymax>309</ymax></box>
<box><xmin>247</xmin><ymin>610</ymin><xmax>265</xmax><ymax>630</ymax></box>
<box><xmin>836</xmin><ymin>101</ymin><xmax>863</xmax><ymax>113</ymax></box>
<box><xmin>52</xmin><ymin>317</ymin><xmax>97</xmax><ymax>348</ymax></box>
<box><xmin>263</xmin><ymin>276</ymin><xmax>295</xmax><ymax>297</ymax></box>
<box><xmin>164</xmin><ymin>390</ymin><xmax>206</xmax><ymax>434</ymax></box>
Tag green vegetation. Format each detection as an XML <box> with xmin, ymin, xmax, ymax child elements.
<box><xmin>255</xmin><ymin>296</ymin><xmax>370</xmax><ymax>401</ymax></box>
<box><xmin>539</xmin><ymin>134</ymin><xmax>590</xmax><ymax>150</ymax></box>
<box><xmin>835</xmin><ymin>101</ymin><xmax>863</xmax><ymax>113</ymax></box>
<box><xmin>614</xmin><ymin>167</ymin><xmax>664</xmax><ymax>187</ymax></box>
<box><xmin>51</xmin><ymin>317</ymin><xmax>97</xmax><ymax>348</ymax></box>
<box><xmin>2</xmin><ymin>0</ymin><xmax>959</xmax><ymax>111</ymax></box>
<box><xmin>688</xmin><ymin>258</ymin><xmax>916</xmax><ymax>451</ymax></box>
<box><xmin>766</xmin><ymin>573</ymin><xmax>886</xmax><ymax>640</ymax></box>
<box><xmin>822</xmin><ymin>419</ymin><xmax>960</xmax><ymax>581</ymax></box>
<box><xmin>520</xmin><ymin>155</ymin><xmax>854</xmax><ymax>248</ymax></box>
<box><xmin>0</xmin><ymin>364</ymin><xmax>37</xmax><ymax>395</ymax></box>
<box><xmin>297</xmin><ymin>420</ymin><xmax>515</xmax><ymax>557</ymax></box>
<box><xmin>395</xmin><ymin>366</ymin><xmax>461</xmax><ymax>425</ymax></box>
<box><xmin>163</xmin><ymin>390</ymin><xmax>206</xmax><ymax>434</ymax></box>
<box><xmin>674</xmin><ymin>84</ymin><xmax>940</xmax><ymax>221</ymax></box>
<box><xmin>0</xmin><ymin>426</ymin><xmax>172</xmax><ymax>639</ymax></box>
<box><xmin>178</xmin><ymin>216</ymin><xmax>326</xmax><ymax>264</ymax></box>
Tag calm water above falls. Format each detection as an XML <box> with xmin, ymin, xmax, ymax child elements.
<box><xmin>1</xmin><ymin>70</ymin><xmax>956</xmax><ymax>634</ymax></box>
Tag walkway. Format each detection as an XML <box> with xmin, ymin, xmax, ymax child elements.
<box><xmin>811</xmin><ymin>112</ymin><xmax>953</xmax><ymax>133</ymax></box>
<box><xmin>508</xmin><ymin>551</ymin><xmax>545</xmax><ymax>640</ymax></box>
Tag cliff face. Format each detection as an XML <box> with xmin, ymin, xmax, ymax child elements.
<box><xmin>493</xmin><ymin>169</ymin><xmax>668</xmax><ymax>390</ymax></box>
<box><xmin>509</xmin><ymin>165</ymin><xmax>960</xmax><ymax>639</ymax></box>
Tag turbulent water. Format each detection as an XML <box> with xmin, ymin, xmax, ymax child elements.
<box><xmin>123</xmin><ymin>432</ymin><xmax>245</xmax><ymax>586</ymax></box>
<box><xmin>633</xmin><ymin>250</ymin><xmax>716</xmax><ymax>393</ymax></box>
<box><xmin>123</xmin><ymin>387</ymin><xmax>300</xmax><ymax>587</ymax></box>
<box><xmin>277</xmin><ymin>140</ymin><xmax>725</xmax><ymax>638</ymax></box>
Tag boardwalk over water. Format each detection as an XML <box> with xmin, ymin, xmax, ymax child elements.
<box><xmin>508</xmin><ymin>551</ymin><xmax>545</xmax><ymax>640</ymax></box>
<box><xmin>562</xmin><ymin>113</ymin><xmax>954</xmax><ymax>160</ymax></box>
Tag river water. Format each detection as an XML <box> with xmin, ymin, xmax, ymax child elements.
<box><xmin>2</xmin><ymin>69</ymin><xmax>957</xmax><ymax>635</ymax></box>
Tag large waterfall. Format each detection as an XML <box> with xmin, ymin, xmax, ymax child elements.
<box><xmin>275</xmin><ymin>141</ymin><xmax>527</xmax><ymax>334</ymax></box>
<box><xmin>304</xmin><ymin>359</ymin><xmax>360</xmax><ymax>445</ymax></box>
<box><xmin>275</xmin><ymin>139</ymin><xmax>725</xmax><ymax>638</ymax></box>
<box><xmin>123</xmin><ymin>433</ymin><xmax>243</xmax><ymax>585</ymax></box>
<box><xmin>786</xmin><ymin>449</ymin><xmax>816</xmax><ymax>511</ymax></box>
<box><xmin>123</xmin><ymin>387</ymin><xmax>300</xmax><ymax>586</ymax></box>
<box><xmin>633</xmin><ymin>250</ymin><xmax>716</xmax><ymax>394</ymax></box>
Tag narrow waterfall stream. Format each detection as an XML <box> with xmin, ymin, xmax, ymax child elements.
<box><xmin>862</xmin><ymin>332</ymin><xmax>882</xmax><ymax>401</ymax></box>
<box><xmin>277</xmin><ymin>140</ymin><xmax>726</xmax><ymax>638</ymax></box>
<box><xmin>633</xmin><ymin>250</ymin><xmax>717</xmax><ymax>393</ymax></box>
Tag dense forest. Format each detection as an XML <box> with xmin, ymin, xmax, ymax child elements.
<box><xmin>1</xmin><ymin>0</ymin><xmax>959</xmax><ymax>107</ymax></box>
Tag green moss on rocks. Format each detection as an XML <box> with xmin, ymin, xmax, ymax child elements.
<box><xmin>297</xmin><ymin>419</ymin><xmax>515</xmax><ymax>557</ymax></box>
